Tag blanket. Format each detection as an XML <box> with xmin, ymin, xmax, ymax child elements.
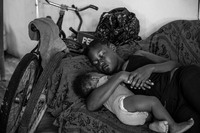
<box><xmin>45</xmin><ymin>20</ymin><xmax>200</xmax><ymax>133</ymax></box>
<box><xmin>46</xmin><ymin>55</ymin><xmax>154</xmax><ymax>133</ymax></box>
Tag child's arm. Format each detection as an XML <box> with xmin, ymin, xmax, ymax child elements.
<box><xmin>128</xmin><ymin>50</ymin><xmax>180</xmax><ymax>88</ymax></box>
<box><xmin>86</xmin><ymin>71</ymin><xmax>129</xmax><ymax>111</ymax></box>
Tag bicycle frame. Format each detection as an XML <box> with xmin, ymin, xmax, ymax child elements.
<box><xmin>45</xmin><ymin>0</ymin><xmax>98</xmax><ymax>53</ymax></box>
<box><xmin>45</xmin><ymin>0</ymin><xmax>98</xmax><ymax>33</ymax></box>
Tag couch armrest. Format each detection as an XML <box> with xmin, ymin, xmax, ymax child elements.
<box><xmin>140</xmin><ymin>20</ymin><xmax>200</xmax><ymax>66</ymax></box>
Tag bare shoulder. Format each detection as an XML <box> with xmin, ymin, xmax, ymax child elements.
<box><xmin>134</xmin><ymin>50</ymin><xmax>148</xmax><ymax>56</ymax></box>
<box><xmin>134</xmin><ymin>50</ymin><xmax>168</xmax><ymax>63</ymax></box>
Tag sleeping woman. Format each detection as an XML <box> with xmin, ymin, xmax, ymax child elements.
<box><xmin>84</xmin><ymin>39</ymin><xmax>200</xmax><ymax>133</ymax></box>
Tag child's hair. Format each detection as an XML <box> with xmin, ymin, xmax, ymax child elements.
<box><xmin>73</xmin><ymin>72</ymin><xmax>96</xmax><ymax>98</ymax></box>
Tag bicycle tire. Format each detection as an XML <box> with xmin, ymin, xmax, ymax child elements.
<box><xmin>0</xmin><ymin>53</ymin><xmax>40</xmax><ymax>133</ymax></box>
<box><xmin>18</xmin><ymin>51</ymin><xmax>66</xmax><ymax>133</ymax></box>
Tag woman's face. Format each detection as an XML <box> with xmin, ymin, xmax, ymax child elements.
<box><xmin>87</xmin><ymin>44</ymin><xmax>121</xmax><ymax>74</ymax></box>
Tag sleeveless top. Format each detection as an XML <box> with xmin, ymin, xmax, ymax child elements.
<box><xmin>125</xmin><ymin>55</ymin><xmax>180</xmax><ymax>116</ymax></box>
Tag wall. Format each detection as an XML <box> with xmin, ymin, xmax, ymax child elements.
<box><xmin>4</xmin><ymin>0</ymin><xmax>37</xmax><ymax>57</ymax></box>
<box><xmin>4</xmin><ymin>0</ymin><xmax>199</xmax><ymax>57</ymax></box>
<box><xmin>124</xmin><ymin>0</ymin><xmax>199</xmax><ymax>38</ymax></box>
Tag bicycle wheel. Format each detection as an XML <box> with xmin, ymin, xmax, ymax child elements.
<box><xmin>0</xmin><ymin>53</ymin><xmax>40</xmax><ymax>133</ymax></box>
<box><xmin>18</xmin><ymin>52</ymin><xmax>66</xmax><ymax>133</ymax></box>
<box><xmin>27</xmin><ymin>87</ymin><xmax>48</xmax><ymax>133</ymax></box>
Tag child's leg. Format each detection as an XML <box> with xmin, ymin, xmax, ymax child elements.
<box><xmin>124</xmin><ymin>95</ymin><xmax>175</xmax><ymax>124</ymax></box>
<box><xmin>123</xmin><ymin>95</ymin><xmax>194</xmax><ymax>133</ymax></box>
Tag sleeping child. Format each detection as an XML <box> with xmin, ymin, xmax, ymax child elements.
<box><xmin>75</xmin><ymin>71</ymin><xmax>194</xmax><ymax>133</ymax></box>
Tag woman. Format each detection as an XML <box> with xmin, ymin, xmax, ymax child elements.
<box><xmin>84</xmin><ymin>39</ymin><xmax>200</xmax><ymax>133</ymax></box>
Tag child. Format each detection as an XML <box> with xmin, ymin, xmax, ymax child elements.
<box><xmin>75</xmin><ymin>71</ymin><xmax>194</xmax><ymax>133</ymax></box>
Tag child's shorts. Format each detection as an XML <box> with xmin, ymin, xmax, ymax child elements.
<box><xmin>113</xmin><ymin>95</ymin><xmax>149</xmax><ymax>126</ymax></box>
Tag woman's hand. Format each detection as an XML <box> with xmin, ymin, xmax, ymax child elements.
<box><xmin>127</xmin><ymin>65</ymin><xmax>154</xmax><ymax>90</ymax></box>
<box><xmin>131</xmin><ymin>79</ymin><xmax>154</xmax><ymax>90</ymax></box>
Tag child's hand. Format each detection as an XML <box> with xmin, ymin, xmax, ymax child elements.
<box><xmin>117</xmin><ymin>71</ymin><xmax>130</xmax><ymax>83</ymax></box>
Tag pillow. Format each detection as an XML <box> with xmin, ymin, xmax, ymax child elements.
<box><xmin>116</xmin><ymin>40</ymin><xmax>142</xmax><ymax>60</ymax></box>
<box><xmin>95</xmin><ymin>7</ymin><xmax>141</xmax><ymax>46</ymax></box>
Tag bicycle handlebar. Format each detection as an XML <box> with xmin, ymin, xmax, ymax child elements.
<box><xmin>45</xmin><ymin>0</ymin><xmax>98</xmax><ymax>11</ymax></box>
<box><xmin>45</xmin><ymin>0</ymin><xmax>98</xmax><ymax>35</ymax></box>
<box><xmin>79</xmin><ymin>5</ymin><xmax>98</xmax><ymax>11</ymax></box>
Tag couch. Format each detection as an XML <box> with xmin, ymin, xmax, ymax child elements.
<box><xmin>139</xmin><ymin>20</ymin><xmax>200</xmax><ymax>65</ymax></box>
<box><xmin>37</xmin><ymin>19</ymin><xmax>200</xmax><ymax>133</ymax></box>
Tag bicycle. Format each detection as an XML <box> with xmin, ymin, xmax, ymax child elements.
<box><xmin>0</xmin><ymin>0</ymin><xmax>98</xmax><ymax>133</ymax></box>
<box><xmin>51</xmin><ymin>0</ymin><xmax>98</xmax><ymax>54</ymax></box>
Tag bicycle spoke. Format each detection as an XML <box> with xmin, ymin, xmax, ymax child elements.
<box><xmin>6</xmin><ymin>61</ymin><xmax>37</xmax><ymax>133</ymax></box>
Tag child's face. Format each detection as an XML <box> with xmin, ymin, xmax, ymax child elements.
<box><xmin>89</xmin><ymin>72</ymin><xmax>105</xmax><ymax>89</ymax></box>
<box><xmin>87</xmin><ymin>44</ymin><xmax>120</xmax><ymax>74</ymax></box>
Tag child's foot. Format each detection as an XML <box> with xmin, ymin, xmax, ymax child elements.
<box><xmin>149</xmin><ymin>121</ymin><xmax>169</xmax><ymax>133</ymax></box>
<box><xmin>170</xmin><ymin>118</ymin><xmax>194</xmax><ymax>133</ymax></box>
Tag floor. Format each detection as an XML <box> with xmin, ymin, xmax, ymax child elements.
<box><xmin>0</xmin><ymin>52</ymin><xmax>20</xmax><ymax>104</ymax></box>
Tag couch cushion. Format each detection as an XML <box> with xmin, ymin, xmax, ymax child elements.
<box><xmin>139</xmin><ymin>20</ymin><xmax>200</xmax><ymax>66</ymax></box>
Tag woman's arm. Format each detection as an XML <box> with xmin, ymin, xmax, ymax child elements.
<box><xmin>127</xmin><ymin>50</ymin><xmax>181</xmax><ymax>88</ymax></box>
<box><xmin>86</xmin><ymin>71</ymin><xmax>129</xmax><ymax>111</ymax></box>
<box><xmin>134</xmin><ymin>50</ymin><xmax>181</xmax><ymax>72</ymax></box>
